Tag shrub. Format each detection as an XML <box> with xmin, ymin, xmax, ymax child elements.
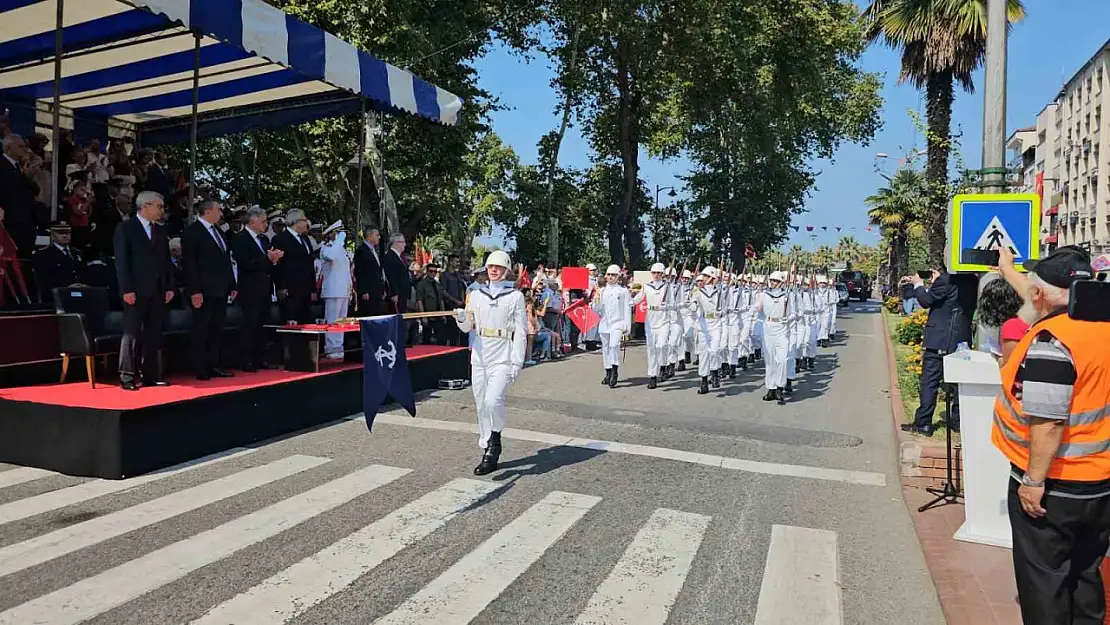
<box><xmin>894</xmin><ymin>309</ymin><xmax>927</xmax><ymax>345</ymax></box>
<box><xmin>884</xmin><ymin>296</ymin><xmax>902</xmax><ymax>314</ymax></box>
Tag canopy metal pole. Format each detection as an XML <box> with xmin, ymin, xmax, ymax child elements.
<box><xmin>379</xmin><ymin>112</ymin><xmax>387</xmax><ymax>234</ymax></box>
<box><xmin>48</xmin><ymin>0</ymin><xmax>64</xmax><ymax>221</ymax></box>
<box><xmin>355</xmin><ymin>96</ymin><xmax>366</xmax><ymax>234</ymax></box>
<box><xmin>187</xmin><ymin>32</ymin><xmax>201</xmax><ymax>219</ymax></box>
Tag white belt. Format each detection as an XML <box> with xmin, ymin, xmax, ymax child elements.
<box><xmin>765</xmin><ymin>317</ymin><xmax>784</xmax><ymax>323</ymax></box>
<box><xmin>478</xmin><ymin>328</ymin><xmax>510</xmax><ymax>339</ymax></box>
<box><xmin>648</xmin><ymin>305</ymin><xmax>664</xmax><ymax>311</ymax></box>
<box><xmin>704</xmin><ymin>313</ymin><xmax>718</xmax><ymax>319</ymax></box>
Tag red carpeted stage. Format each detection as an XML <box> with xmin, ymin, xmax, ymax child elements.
<box><xmin>0</xmin><ymin>345</ymin><xmax>468</xmax><ymax>479</ymax></box>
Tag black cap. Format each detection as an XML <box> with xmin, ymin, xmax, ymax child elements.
<box><xmin>1023</xmin><ymin>246</ymin><xmax>1094</xmax><ymax>289</ymax></box>
<box><xmin>67</xmin><ymin>169</ymin><xmax>90</xmax><ymax>181</ymax></box>
<box><xmin>48</xmin><ymin>220</ymin><xmax>71</xmax><ymax>231</ymax></box>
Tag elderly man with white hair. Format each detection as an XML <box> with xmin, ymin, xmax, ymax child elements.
<box><xmin>595</xmin><ymin>264</ymin><xmax>631</xmax><ymax>388</ymax></box>
<box><xmin>454</xmin><ymin>250</ymin><xmax>527</xmax><ymax>476</ymax></box>
<box><xmin>272</xmin><ymin>208</ymin><xmax>316</xmax><ymax>324</ymax></box>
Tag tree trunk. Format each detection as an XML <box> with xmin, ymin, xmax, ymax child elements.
<box><xmin>610</xmin><ymin>36</ymin><xmax>634</xmax><ymax>265</ymax></box>
<box><xmin>925</xmin><ymin>70</ymin><xmax>954</xmax><ymax>270</ymax></box>
<box><xmin>545</xmin><ymin>22</ymin><xmax>581</xmax><ymax>267</ymax></box>
<box><xmin>891</xmin><ymin>232</ymin><xmax>909</xmax><ymax>287</ymax></box>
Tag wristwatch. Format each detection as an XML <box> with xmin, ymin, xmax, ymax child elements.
<box><xmin>1021</xmin><ymin>474</ymin><xmax>1046</xmax><ymax>488</ymax></box>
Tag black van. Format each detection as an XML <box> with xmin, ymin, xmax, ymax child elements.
<box><xmin>838</xmin><ymin>270</ymin><xmax>871</xmax><ymax>301</ymax></box>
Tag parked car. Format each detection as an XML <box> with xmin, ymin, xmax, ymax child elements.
<box><xmin>836</xmin><ymin>282</ymin><xmax>849</xmax><ymax>306</ymax></box>
<box><xmin>838</xmin><ymin>270</ymin><xmax>871</xmax><ymax>301</ymax></box>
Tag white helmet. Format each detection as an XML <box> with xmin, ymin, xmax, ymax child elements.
<box><xmin>816</xmin><ymin>275</ymin><xmax>829</xmax><ymax>285</ymax></box>
<box><xmin>485</xmin><ymin>250</ymin><xmax>511</xmax><ymax>268</ymax></box>
<box><xmin>769</xmin><ymin>270</ymin><xmax>787</xmax><ymax>283</ymax></box>
<box><xmin>605</xmin><ymin>264</ymin><xmax>621</xmax><ymax>276</ymax></box>
<box><xmin>650</xmin><ymin>262</ymin><xmax>665</xmax><ymax>273</ymax></box>
<box><xmin>701</xmin><ymin>266</ymin><xmax>718</xmax><ymax>278</ymax></box>
<box><xmin>681</xmin><ymin>269</ymin><xmax>693</xmax><ymax>279</ymax></box>
<box><xmin>586</xmin><ymin>263</ymin><xmax>597</xmax><ymax>271</ymax></box>
<box><xmin>665</xmin><ymin>267</ymin><xmax>677</xmax><ymax>276</ymax></box>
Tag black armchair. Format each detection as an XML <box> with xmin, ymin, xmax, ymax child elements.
<box><xmin>53</xmin><ymin>286</ymin><xmax>119</xmax><ymax>387</ymax></box>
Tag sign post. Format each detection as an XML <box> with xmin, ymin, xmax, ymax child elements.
<box><xmin>947</xmin><ymin>193</ymin><xmax>1041</xmax><ymax>273</ymax></box>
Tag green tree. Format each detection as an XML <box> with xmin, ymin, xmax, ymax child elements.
<box><xmin>862</xmin><ymin>0</ymin><xmax>1025</xmax><ymax>268</ymax></box>
<box><xmin>866</xmin><ymin>168</ymin><xmax>927</xmax><ymax>289</ymax></box>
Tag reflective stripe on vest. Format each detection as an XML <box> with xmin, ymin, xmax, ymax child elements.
<box><xmin>991</xmin><ymin>313</ymin><xmax>1110</xmax><ymax>480</ymax></box>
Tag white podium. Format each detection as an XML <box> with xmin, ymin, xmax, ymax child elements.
<box><xmin>944</xmin><ymin>350</ymin><xmax>1012</xmax><ymax>548</ymax></box>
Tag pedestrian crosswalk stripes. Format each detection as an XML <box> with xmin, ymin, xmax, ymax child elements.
<box><xmin>0</xmin><ymin>446</ymin><xmax>255</xmax><ymax>526</ymax></box>
<box><xmin>0</xmin><ymin>464</ymin><xmax>410</xmax><ymax>625</ymax></box>
<box><xmin>190</xmin><ymin>477</ymin><xmax>504</xmax><ymax>625</ymax></box>
<box><xmin>0</xmin><ymin>455</ymin><xmax>330</xmax><ymax>577</ymax></box>
<box><xmin>374</xmin><ymin>491</ymin><xmax>601</xmax><ymax>625</ymax></box>
<box><xmin>0</xmin><ymin>457</ymin><xmax>847</xmax><ymax>624</ymax></box>
<box><xmin>754</xmin><ymin>524</ymin><xmax>843</xmax><ymax>625</ymax></box>
<box><xmin>573</xmin><ymin>508</ymin><xmax>711</xmax><ymax>625</ymax></box>
<box><xmin>0</xmin><ymin>467</ymin><xmax>55</xmax><ymax>489</ymax></box>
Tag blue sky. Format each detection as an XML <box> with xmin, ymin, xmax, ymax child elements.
<box><xmin>472</xmin><ymin>0</ymin><xmax>1110</xmax><ymax>252</ymax></box>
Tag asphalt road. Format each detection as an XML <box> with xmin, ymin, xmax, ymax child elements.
<box><xmin>0</xmin><ymin>300</ymin><xmax>945</xmax><ymax>625</ymax></box>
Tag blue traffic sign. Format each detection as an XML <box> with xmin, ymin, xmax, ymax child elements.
<box><xmin>948</xmin><ymin>194</ymin><xmax>1041</xmax><ymax>272</ymax></box>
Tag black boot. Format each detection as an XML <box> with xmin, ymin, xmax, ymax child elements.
<box><xmin>808</xmin><ymin>357</ymin><xmax>816</xmax><ymax>369</ymax></box>
<box><xmin>739</xmin><ymin>359</ymin><xmax>747</xmax><ymax>371</ymax></box>
<box><xmin>711</xmin><ymin>371</ymin><xmax>720</xmax><ymax>389</ymax></box>
<box><xmin>763</xmin><ymin>389</ymin><xmax>777</xmax><ymax>401</ymax></box>
<box><xmin>798</xmin><ymin>358</ymin><xmax>807</xmax><ymax>372</ymax></box>
<box><xmin>677</xmin><ymin>360</ymin><xmax>686</xmax><ymax>372</ymax></box>
<box><xmin>602</xmin><ymin>368</ymin><xmax>612</xmax><ymax>385</ymax></box>
<box><xmin>668</xmin><ymin>363</ymin><xmax>676</xmax><ymax>378</ymax></box>
<box><xmin>755</xmin><ymin>349</ymin><xmax>763</xmax><ymax>361</ymax></box>
<box><xmin>648</xmin><ymin>376</ymin><xmax>658</xmax><ymax>389</ymax></box>
<box><xmin>685</xmin><ymin>352</ymin><xmax>692</xmax><ymax>364</ymax></box>
<box><xmin>698</xmin><ymin>377</ymin><xmax>710</xmax><ymax>394</ymax></box>
<box><xmin>473</xmin><ymin>432</ymin><xmax>502</xmax><ymax>476</ymax></box>
<box><xmin>728</xmin><ymin>363</ymin><xmax>736</xmax><ymax>379</ymax></box>
<box><xmin>609</xmin><ymin>365</ymin><xmax>619</xmax><ymax>388</ymax></box>
<box><xmin>776</xmin><ymin>388</ymin><xmax>786</xmax><ymax>405</ymax></box>
<box><xmin>784</xmin><ymin>379</ymin><xmax>794</xmax><ymax>395</ymax></box>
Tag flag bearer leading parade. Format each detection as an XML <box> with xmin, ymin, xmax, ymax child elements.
<box><xmin>632</xmin><ymin>262</ymin><xmax>670</xmax><ymax>389</ymax></box>
<box><xmin>596</xmin><ymin>264</ymin><xmax>632</xmax><ymax>388</ymax></box>
<box><xmin>453</xmin><ymin>250</ymin><xmax>527</xmax><ymax>476</ymax></box>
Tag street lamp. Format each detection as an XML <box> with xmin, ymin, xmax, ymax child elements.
<box><xmin>653</xmin><ymin>185</ymin><xmax>678</xmax><ymax>259</ymax></box>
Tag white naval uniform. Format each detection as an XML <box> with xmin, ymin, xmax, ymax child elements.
<box><xmin>666</xmin><ymin>279</ymin><xmax>684</xmax><ymax>366</ymax></box>
<box><xmin>786</xmin><ymin>288</ymin><xmax>801</xmax><ymax>380</ymax></box>
<box><xmin>803</xmin><ymin>288</ymin><xmax>821</xmax><ymax>358</ymax></box>
<box><xmin>692</xmin><ymin>284</ymin><xmax>722</xmax><ymax>377</ymax></box>
<box><xmin>597</xmin><ymin>284</ymin><xmax>632</xmax><ymax>368</ymax></box>
<box><xmin>726</xmin><ymin>285</ymin><xmax>744</xmax><ymax>366</ymax></box>
<box><xmin>758</xmin><ymin>289</ymin><xmax>790</xmax><ymax>390</ymax></box>
<box><xmin>633</xmin><ymin>280</ymin><xmax>670</xmax><ymax>378</ymax></box>
<box><xmin>318</xmin><ymin>233</ymin><xmax>352</xmax><ymax>358</ymax></box>
<box><xmin>679</xmin><ymin>281</ymin><xmax>697</xmax><ymax>359</ymax></box>
<box><xmin>455</xmin><ymin>282</ymin><xmax>527</xmax><ymax>449</ymax></box>
<box><xmin>826</xmin><ymin>286</ymin><xmax>839</xmax><ymax>336</ymax></box>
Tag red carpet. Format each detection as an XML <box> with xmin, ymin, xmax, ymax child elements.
<box><xmin>0</xmin><ymin>345</ymin><xmax>466</xmax><ymax>410</ymax></box>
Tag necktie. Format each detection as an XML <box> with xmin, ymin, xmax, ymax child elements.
<box><xmin>210</xmin><ymin>225</ymin><xmax>226</xmax><ymax>252</ymax></box>
<box><xmin>301</xmin><ymin>235</ymin><xmax>311</xmax><ymax>255</ymax></box>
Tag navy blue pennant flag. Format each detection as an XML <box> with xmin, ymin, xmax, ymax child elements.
<box><xmin>360</xmin><ymin>315</ymin><xmax>416</xmax><ymax>431</ymax></box>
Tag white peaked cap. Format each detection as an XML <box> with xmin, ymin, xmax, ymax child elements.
<box><xmin>586</xmin><ymin>263</ymin><xmax>597</xmax><ymax>271</ymax></box>
<box><xmin>816</xmin><ymin>275</ymin><xmax>829</xmax><ymax>284</ymax></box>
<box><xmin>485</xmin><ymin>250</ymin><xmax>511</xmax><ymax>268</ymax></box>
<box><xmin>702</xmin><ymin>266</ymin><xmax>718</xmax><ymax>278</ymax></box>
<box><xmin>769</xmin><ymin>270</ymin><xmax>788</xmax><ymax>282</ymax></box>
<box><xmin>650</xmin><ymin>262</ymin><xmax>666</xmax><ymax>273</ymax></box>
<box><xmin>605</xmin><ymin>264</ymin><xmax>621</xmax><ymax>275</ymax></box>
<box><xmin>695</xmin><ymin>272</ymin><xmax>706</xmax><ymax>281</ymax></box>
<box><xmin>665</xmin><ymin>267</ymin><xmax>677</xmax><ymax>276</ymax></box>
<box><xmin>681</xmin><ymin>269</ymin><xmax>693</xmax><ymax>279</ymax></box>
<box><xmin>322</xmin><ymin>219</ymin><xmax>344</xmax><ymax>237</ymax></box>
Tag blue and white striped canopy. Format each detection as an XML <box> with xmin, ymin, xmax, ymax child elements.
<box><xmin>0</xmin><ymin>0</ymin><xmax>463</xmax><ymax>145</ymax></box>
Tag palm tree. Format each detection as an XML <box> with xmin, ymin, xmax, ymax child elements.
<box><xmin>836</xmin><ymin>236</ymin><xmax>864</xmax><ymax>265</ymax></box>
<box><xmin>862</xmin><ymin>0</ymin><xmax>1025</xmax><ymax>269</ymax></box>
<box><xmin>866</xmin><ymin>168</ymin><xmax>928</xmax><ymax>289</ymax></box>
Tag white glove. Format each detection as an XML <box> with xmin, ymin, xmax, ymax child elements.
<box><xmin>453</xmin><ymin>308</ymin><xmax>468</xmax><ymax>324</ymax></box>
<box><xmin>509</xmin><ymin>366</ymin><xmax>522</xmax><ymax>384</ymax></box>
<box><xmin>334</xmin><ymin>231</ymin><xmax>346</xmax><ymax>246</ymax></box>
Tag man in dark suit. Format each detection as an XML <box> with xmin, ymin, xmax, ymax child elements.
<box><xmin>271</xmin><ymin>209</ymin><xmax>316</xmax><ymax>324</ymax></box>
<box><xmin>232</xmin><ymin>206</ymin><xmax>284</xmax><ymax>371</ymax></box>
<box><xmin>182</xmin><ymin>200</ymin><xmax>237</xmax><ymax>380</ymax></box>
<box><xmin>32</xmin><ymin>221</ymin><xmax>83</xmax><ymax>304</ymax></box>
<box><xmin>114</xmin><ymin>190</ymin><xmax>175</xmax><ymax>390</ymax></box>
<box><xmin>144</xmin><ymin>151</ymin><xmax>174</xmax><ymax>199</ymax></box>
<box><xmin>0</xmin><ymin>134</ymin><xmax>37</xmax><ymax>259</ymax></box>
<box><xmin>901</xmin><ymin>269</ymin><xmax>975</xmax><ymax>436</ymax></box>
<box><xmin>353</xmin><ymin>227</ymin><xmax>388</xmax><ymax>317</ymax></box>
<box><xmin>382</xmin><ymin>232</ymin><xmax>410</xmax><ymax>314</ymax></box>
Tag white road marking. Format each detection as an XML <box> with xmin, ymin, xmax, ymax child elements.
<box><xmin>0</xmin><ymin>455</ymin><xmax>330</xmax><ymax>577</ymax></box>
<box><xmin>190</xmin><ymin>478</ymin><xmax>502</xmax><ymax>624</ymax></box>
<box><xmin>374</xmin><ymin>491</ymin><xmax>601</xmax><ymax>625</ymax></box>
<box><xmin>0</xmin><ymin>447</ymin><xmax>255</xmax><ymax>527</ymax></box>
<box><xmin>0</xmin><ymin>464</ymin><xmax>410</xmax><ymax>625</ymax></box>
<box><xmin>574</xmin><ymin>508</ymin><xmax>710</xmax><ymax>625</ymax></box>
<box><xmin>0</xmin><ymin>467</ymin><xmax>55</xmax><ymax>489</ymax></box>
<box><xmin>753</xmin><ymin>525</ymin><xmax>842</xmax><ymax>625</ymax></box>
<box><xmin>612</xmin><ymin>410</ymin><xmax>645</xmax><ymax>417</ymax></box>
<box><xmin>366</xmin><ymin>414</ymin><xmax>886</xmax><ymax>487</ymax></box>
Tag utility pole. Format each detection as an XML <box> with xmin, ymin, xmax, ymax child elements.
<box><xmin>981</xmin><ymin>0</ymin><xmax>1008</xmax><ymax>193</ymax></box>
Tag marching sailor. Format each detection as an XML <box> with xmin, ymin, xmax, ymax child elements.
<box><xmin>784</xmin><ymin>275</ymin><xmax>802</xmax><ymax>396</ymax></box>
<box><xmin>633</xmin><ymin>262</ymin><xmax>670</xmax><ymax>388</ymax></box>
<box><xmin>824</xmin><ymin>277</ymin><xmax>840</xmax><ymax>342</ymax></box>
<box><xmin>725</xmin><ymin>272</ymin><xmax>744</xmax><ymax>378</ymax></box>
<box><xmin>664</xmin><ymin>267</ymin><xmax>683</xmax><ymax>378</ymax></box>
<box><xmin>596</xmin><ymin>264</ymin><xmax>632</xmax><ymax>388</ymax></box>
<box><xmin>692</xmin><ymin>268</ymin><xmax>722</xmax><ymax>394</ymax></box>
<box><xmin>453</xmin><ymin>250</ymin><xmax>527</xmax><ymax>476</ymax></box>
<box><xmin>758</xmin><ymin>270</ymin><xmax>790</xmax><ymax>404</ymax></box>
<box><xmin>679</xmin><ymin>269</ymin><xmax>696</xmax><ymax>369</ymax></box>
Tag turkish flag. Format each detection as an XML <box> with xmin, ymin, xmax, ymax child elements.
<box><xmin>565</xmin><ymin>298</ymin><xmax>600</xmax><ymax>333</ymax></box>
<box><xmin>561</xmin><ymin>267</ymin><xmax>589</xmax><ymax>291</ymax></box>
<box><xmin>634</xmin><ymin>298</ymin><xmax>648</xmax><ymax>323</ymax></box>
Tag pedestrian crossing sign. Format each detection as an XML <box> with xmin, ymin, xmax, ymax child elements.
<box><xmin>948</xmin><ymin>193</ymin><xmax>1041</xmax><ymax>273</ymax></box>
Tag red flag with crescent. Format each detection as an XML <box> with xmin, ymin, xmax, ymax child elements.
<box><xmin>744</xmin><ymin>243</ymin><xmax>756</xmax><ymax>259</ymax></box>
<box><xmin>564</xmin><ymin>298</ymin><xmax>600</xmax><ymax>333</ymax></box>
<box><xmin>633</xmin><ymin>297</ymin><xmax>648</xmax><ymax>323</ymax></box>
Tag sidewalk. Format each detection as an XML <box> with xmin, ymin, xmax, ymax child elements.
<box><xmin>902</xmin><ymin>489</ymin><xmax>1019</xmax><ymax>625</ymax></box>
